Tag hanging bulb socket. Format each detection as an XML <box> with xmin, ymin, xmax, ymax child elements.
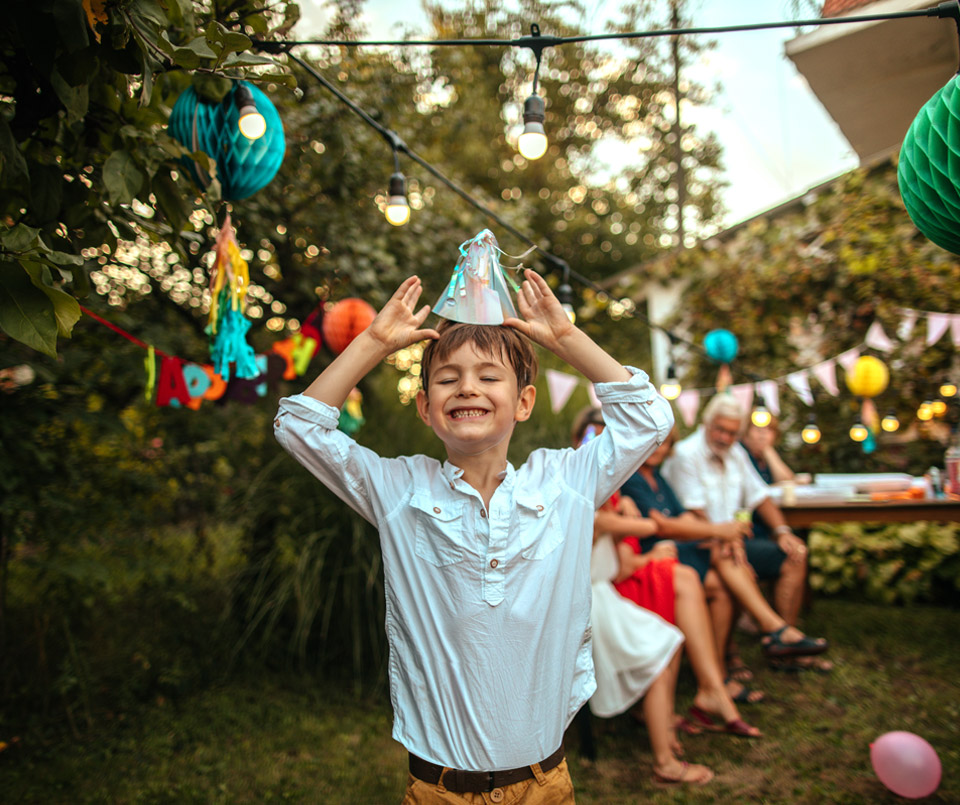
<box><xmin>881</xmin><ymin>409</ymin><xmax>900</xmax><ymax>432</ymax></box>
<box><xmin>518</xmin><ymin>93</ymin><xmax>548</xmax><ymax>160</ymax></box>
<box><xmin>557</xmin><ymin>280</ymin><xmax>576</xmax><ymax>323</ymax></box>
<box><xmin>849</xmin><ymin>420</ymin><xmax>869</xmax><ymax>442</ymax></box>
<box><xmin>235</xmin><ymin>83</ymin><xmax>266</xmax><ymax>140</ymax></box>
<box><xmin>801</xmin><ymin>415</ymin><xmax>821</xmax><ymax>445</ymax></box>
<box><xmin>660</xmin><ymin>364</ymin><xmax>682</xmax><ymax>401</ymax></box>
<box><xmin>385</xmin><ymin>172</ymin><xmax>410</xmax><ymax>226</ymax></box>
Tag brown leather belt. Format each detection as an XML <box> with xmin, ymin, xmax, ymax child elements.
<box><xmin>409</xmin><ymin>744</ymin><xmax>565</xmax><ymax>793</ymax></box>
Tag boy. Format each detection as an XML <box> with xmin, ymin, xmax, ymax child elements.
<box><xmin>274</xmin><ymin>271</ymin><xmax>672</xmax><ymax>802</ymax></box>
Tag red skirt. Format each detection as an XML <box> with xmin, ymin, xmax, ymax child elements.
<box><xmin>613</xmin><ymin>536</ymin><xmax>677</xmax><ymax>624</ymax></box>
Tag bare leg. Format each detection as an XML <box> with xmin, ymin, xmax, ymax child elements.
<box><xmin>644</xmin><ymin>652</ymin><xmax>714</xmax><ymax>784</ymax></box>
<box><xmin>672</xmin><ymin>564</ymin><xmax>759</xmax><ymax>733</ymax></box>
<box><xmin>713</xmin><ymin>553</ymin><xmax>806</xmax><ymax>639</ymax></box>
<box><xmin>774</xmin><ymin>556</ymin><xmax>807</xmax><ymax>626</ymax></box>
<box><xmin>702</xmin><ymin>569</ymin><xmax>733</xmax><ymax>673</ymax></box>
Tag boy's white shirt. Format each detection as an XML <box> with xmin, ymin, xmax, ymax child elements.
<box><xmin>274</xmin><ymin>366</ymin><xmax>673</xmax><ymax>771</ymax></box>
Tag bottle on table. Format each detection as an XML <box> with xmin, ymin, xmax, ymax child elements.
<box><xmin>945</xmin><ymin>427</ymin><xmax>960</xmax><ymax>496</ymax></box>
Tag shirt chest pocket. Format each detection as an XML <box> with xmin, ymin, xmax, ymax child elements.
<box><xmin>517</xmin><ymin>480</ymin><xmax>565</xmax><ymax>561</ymax></box>
<box><xmin>411</xmin><ymin>494</ymin><xmax>467</xmax><ymax>567</ymax></box>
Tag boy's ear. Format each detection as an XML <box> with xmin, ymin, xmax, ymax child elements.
<box><xmin>415</xmin><ymin>388</ymin><xmax>431</xmax><ymax>426</ymax></box>
<box><xmin>514</xmin><ymin>384</ymin><xmax>536</xmax><ymax>422</ymax></box>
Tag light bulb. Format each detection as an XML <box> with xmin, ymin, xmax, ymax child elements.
<box><xmin>660</xmin><ymin>381</ymin><xmax>682</xmax><ymax>401</ymax></box>
<box><xmin>385</xmin><ymin>172</ymin><xmax>410</xmax><ymax>226</ymax></box>
<box><xmin>751</xmin><ymin>406</ymin><xmax>772</xmax><ymax>428</ymax></box>
<box><xmin>881</xmin><ymin>412</ymin><xmax>900</xmax><ymax>432</ymax></box>
<box><xmin>517</xmin><ymin>94</ymin><xmax>548</xmax><ymax>160</ymax></box>
<box><xmin>849</xmin><ymin>421</ymin><xmax>869</xmax><ymax>442</ymax></box>
<box><xmin>932</xmin><ymin>399</ymin><xmax>948</xmax><ymax>417</ymax></box>
<box><xmin>917</xmin><ymin>401</ymin><xmax>934</xmax><ymax>421</ymax></box>
<box><xmin>556</xmin><ymin>281</ymin><xmax>576</xmax><ymax>323</ymax></box>
<box><xmin>801</xmin><ymin>423</ymin><xmax>821</xmax><ymax>445</ymax></box>
<box><xmin>235</xmin><ymin>84</ymin><xmax>266</xmax><ymax>140</ymax></box>
<box><xmin>940</xmin><ymin>381</ymin><xmax>957</xmax><ymax>398</ymax></box>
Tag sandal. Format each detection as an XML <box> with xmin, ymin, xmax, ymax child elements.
<box><xmin>675</xmin><ymin>714</ymin><xmax>703</xmax><ymax>736</ymax></box>
<box><xmin>725</xmin><ymin>653</ymin><xmax>754</xmax><ymax>682</ymax></box>
<box><xmin>688</xmin><ymin>705</ymin><xmax>762</xmax><ymax>738</ymax></box>
<box><xmin>725</xmin><ymin>677</ymin><xmax>765</xmax><ymax>704</ymax></box>
<box><xmin>761</xmin><ymin>625</ymin><xmax>828</xmax><ymax>659</ymax></box>
<box><xmin>652</xmin><ymin>760</ymin><xmax>714</xmax><ymax>786</ymax></box>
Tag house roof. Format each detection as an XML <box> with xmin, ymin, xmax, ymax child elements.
<box><xmin>821</xmin><ymin>0</ymin><xmax>875</xmax><ymax>15</ymax></box>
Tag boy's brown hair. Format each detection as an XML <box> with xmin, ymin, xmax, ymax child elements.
<box><xmin>420</xmin><ymin>321</ymin><xmax>538</xmax><ymax>393</ymax></box>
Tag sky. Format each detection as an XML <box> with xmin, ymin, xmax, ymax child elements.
<box><xmin>295</xmin><ymin>0</ymin><xmax>860</xmax><ymax>229</ymax></box>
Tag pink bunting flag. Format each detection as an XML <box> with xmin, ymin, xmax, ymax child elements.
<box><xmin>836</xmin><ymin>348</ymin><xmax>862</xmax><ymax>374</ymax></box>
<box><xmin>952</xmin><ymin>315</ymin><xmax>960</xmax><ymax>347</ymax></box>
<box><xmin>864</xmin><ymin>321</ymin><xmax>895</xmax><ymax>353</ymax></box>
<box><xmin>897</xmin><ymin>308</ymin><xmax>918</xmax><ymax>340</ymax></box>
<box><xmin>729</xmin><ymin>383</ymin><xmax>754</xmax><ymax>417</ymax></box>
<box><xmin>812</xmin><ymin>360</ymin><xmax>839</xmax><ymax>396</ymax></box>
<box><xmin>676</xmin><ymin>389</ymin><xmax>701</xmax><ymax>427</ymax></box>
<box><xmin>756</xmin><ymin>379</ymin><xmax>780</xmax><ymax>416</ymax></box>
<box><xmin>927</xmin><ymin>312</ymin><xmax>951</xmax><ymax>346</ymax></box>
<box><xmin>545</xmin><ymin>369</ymin><xmax>580</xmax><ymax>414</ymax></box>
<box><xmin>786</xmin><ymin>371</ymin><xmax>814</xmax><ymax>406</ymax></box>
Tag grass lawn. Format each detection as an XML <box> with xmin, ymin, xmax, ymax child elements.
<box><xmin>3</xmin><ymin>599</ymin><xmax>958</xmax><ymax>803</ymax></box>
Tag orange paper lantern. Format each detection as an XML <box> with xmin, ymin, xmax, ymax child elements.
<box><xmin>322</xmin><ymin>298</ymin><xmax>377</xmax><ymax>354</ymax></box>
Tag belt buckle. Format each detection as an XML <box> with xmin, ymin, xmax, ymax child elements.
<box><xmin>485</xmin><ymin>771</ymin><xmax>495</xmax><ymax>792</ymax></box>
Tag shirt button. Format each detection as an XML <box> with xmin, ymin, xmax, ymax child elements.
<box><xmin>489</xmin><ymin>559</ymin><xmax>498</xmax><ymax>569</ymax></box>
<box><xmin>536</xmin><ymin>504</ymin><xmax>544</xmax><ymax>512</ymax></box>
<box><xmin>490</xmin><ymin>789</ymin><xmax>504</xmax><ymax>803</ymax></box>
<box><xmin>433</xmin><ymin>507</ymin><xmax>441</xmax><ymax>514</ymax></box>
<box><xmin>480</xmin><ymin>509</ymin><xmax>487</xmax><ymax>518</ymax></box>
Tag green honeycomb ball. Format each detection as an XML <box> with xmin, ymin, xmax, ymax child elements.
<box><xmin>898</xmin><ymin>74</ymin><xmax>960</xmax><ymax>255</ymax></box>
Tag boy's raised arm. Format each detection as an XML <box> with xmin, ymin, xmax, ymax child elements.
<box><xmin>504</xmin><ymin>269</ymin><xmax>631</xmax><ymax>384</ymax></box>
<box><xmin>303</xmin><ymin>276</ymin><xmax>439</xmax><ymax>409</ymax></box>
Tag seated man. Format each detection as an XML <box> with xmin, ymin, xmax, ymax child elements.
<box><xmin>661</xmin><ymin>393</ymin><xmax>824</xmax><ymax>667</ymax></box>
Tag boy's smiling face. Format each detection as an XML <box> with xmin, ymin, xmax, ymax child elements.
<box><xmin>416</xmin><ymin>341</ymin><xmax>536</xmax><ymax>460</ymax></box>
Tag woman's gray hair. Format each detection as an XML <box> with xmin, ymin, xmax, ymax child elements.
<box><xmin>701</xmin><ymin>392</ymin><xmax>746</xmax><ymax>427</ymax></box>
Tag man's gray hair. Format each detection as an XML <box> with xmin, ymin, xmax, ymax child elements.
<box><xmin>702</xmin><ymin>392</ymin><xmax>746</xmax><ymax>426</ymax></box>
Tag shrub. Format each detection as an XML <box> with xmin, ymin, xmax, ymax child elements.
<box><xmin>808</xmin><ymin>520</ymin><xmax>960</xmax><ymax>604</ymax></box>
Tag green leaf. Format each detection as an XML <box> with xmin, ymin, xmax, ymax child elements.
<box><xmin>50</xmin><ymin>69</ymin><xmax>89</xmax><ymax>125</ymax></box>
<box><xmin>172</xmin><ymin>48</ymin><xmax>201</xmax><ymax>70</ymax></box>
<box><xmin>29</xmin><ymin>164</ymin><xmax>64</xmax><ymax>224</ymax></box>
<box><xmin>0</xmin><ymin>117</ymin><xmax>29</xmax><ymax>186</ymax></box>
<box><xmin>255</xmin><ymin>72</ymin><xmax>297</xmax><ymax>89</ymax></box>
<box><xmin>1</xmin><ymin>223</ymin><xmax>44</xmax><ymax>253</ymax></box>
<box><xmin>181</xmin><ymin>36</ymin><xmax>218</xmax><ymax>60</ymax></box>
<box><xmin>221</xmin><ymin>31</ymin><xmax>252</xmax><ymax>56</ymax></box>
<box><xmin>103</xmin><ymin>150</ymin><xmax>145</xmax><ymax>205</ymax></box>
<box><xmin>21</xmin><ymin>261</ymin><xmax>82</xmax><ymax>338</ymax></box>
<box><xmin>205</xmin><ymin>21</ymin><xmax>226</xmax><ymax>47</ymax></box>
<box><xmin>222</xmin><ymin>52</ymin><xmax>275</xmax><ymax>68</ymax></box>
<box><xmin>0</xmin><ymin>261</ymin><xmax>59</xmax><ymax>356</ymax></box>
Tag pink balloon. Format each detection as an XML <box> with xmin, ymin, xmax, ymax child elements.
<box><xmin>870</xmin><ymin>731</ymin><xmax>942</xmax><ymax>799</ymax></box>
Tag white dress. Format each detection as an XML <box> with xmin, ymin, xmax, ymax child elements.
<box><xmin>589</xmin><ymin>534</ymin><xmax>685</xmax><ymax>718</ymax></box>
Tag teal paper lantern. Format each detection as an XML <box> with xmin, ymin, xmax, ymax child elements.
<box><xmin>168</xmin><ymin>81</ymin><xmax>285</xmax><ymax>201</ymax></box>
<box><xmin>898</xmin><ymin>74</ymin><xmax>960</xmax><ymax>255</ymax></box>
<box><xmin>704</xmin><ymin>328</ymin><xmax>738</xmax><ymax>364</ymax></box>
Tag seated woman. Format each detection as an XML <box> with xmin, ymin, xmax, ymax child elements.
<box><xmin>574</xmin><ymin>408</ymin><xmax>761</xmax><ymax>749</ymax></box>
<box><xmin>618</xmin><ymin>423</ymin><xmax>829</xmax><ymax>686</ymax></box>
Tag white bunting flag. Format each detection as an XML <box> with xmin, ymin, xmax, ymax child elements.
<box><xmin>927</xmin><ymin>312</ymin><xmax>951</xmax><ymax>346</ymax></box>
<box><xmin>729</xmin><ymin>383</ymin><xmax>754</xmax><ymax>417</ymax></box>
<box><xmin>836</xmin><ymin>348</ymin><xmax>862</xmax><ymax>376</ymax></box>
<box><xmin>864</xmin><ymin>321</ymin><xmax>895</xmax><ymax>353</ymax></box>
<box><xmin>812</xmin><ymin>360</ymin><xmax>840</xmax><ymax>396</ymax></box>
<box><xmin>786</xmin><ymin>371</ymin><xmax>814</xmax><ymax>406</ymax></box>
<box><xmin>545</xmin><ymin>369</ymin><xmax>579</xmax><ymax>414</ymax></box>
<box><xmin>898</xmin><ymin>308</ymin><xmax>918</xmax><ymax>340</ymax></box>
<box><xmin>952</xmin><ymin>315</ymin><xmax>960</xmax><ymax>347</ymax></box>
<box><xmin>676</xmin><ymin>389</ymin><xmax>701</xmax><ymax>427</ymax></box>
<box><xmin>756</xmin><ymin>379</ymin><xmax>780</xmax><ymax>416</ymax></box>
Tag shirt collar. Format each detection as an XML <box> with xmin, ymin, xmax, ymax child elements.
<box><xmin>441</xmin><ymin>460</ymin><xmax>515</xmax><ymax>486</ymax></box>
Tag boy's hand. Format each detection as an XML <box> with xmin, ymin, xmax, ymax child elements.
<box><xmin>366</xmin><ymin>276</ymin><xmax>440</xmax><ymax>353</ymax></box>
<box><xmin>504</xmin><ymin>269</ymin><xmax>576</xmax><ymax>351</ymax></box>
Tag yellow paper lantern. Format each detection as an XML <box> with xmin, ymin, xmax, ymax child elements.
<box><xmin>845</xmin><ymin>355</ymin><xmax>889</xmax><ymax>398</ymax></box>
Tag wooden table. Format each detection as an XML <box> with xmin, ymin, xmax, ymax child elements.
<box><xmin>781</xmin><ymin>498</ymin><xmax>960</xmax><ymax>527</ymax></box>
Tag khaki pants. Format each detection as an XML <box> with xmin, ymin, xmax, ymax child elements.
<box><xmin>401</xmin><ymin>758</ymin><xmax>575</xmax><ymax>805</ymax></box>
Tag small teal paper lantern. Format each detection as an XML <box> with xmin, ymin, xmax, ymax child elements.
<box><xmin>168</xmin><ymin>81</ymin><xmax>285</xmax><ymax>201</ymax></box>
<box><xmin>704</xmin><ymin>329</ymin><xmax>738</xmax><ymax>364</ymax></box>
<box><xmin>898</xmin><ymin>74</ymin><xmax>960</xmax><ymax>255</ymax></box>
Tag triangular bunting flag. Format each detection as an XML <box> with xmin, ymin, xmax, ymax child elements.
<box><xmin>897</xmin><ymin>309</ymin><xmax>918</xmax><ymax>340</ymax></box>
<box><xmin>545</xmin><ymin>369</ymin><xmax>580</xmax><ymax>414</ymax></box>
<box><xmin>729</xmin><ymin>383</ymin><xmax>754</xmax><ymax>417</ymax></box>
<box><xmin>952</xmin><ymin>315</ymin><xmax>960</xmax><ymax>347</ymax></box>
<box><xmin>677</xmin><ymin>389</ymin><xmax>701</xmax><ymax>427</ymax></box>
<box><xmin>836</xmin><ymin>348</ymin><xmax>862</xmax><ymax>374</ymax></box>
<box><xmin>812</xmin><ymin>360</ymin><xmax>839</xmax><ymax>396</ymax></box>
<box><xmin>786</xmin><ymin>371</ymin><xmax>814</xmax><ymax>406</ymax></box>
<box><xmin>756</xmin><ymin>379</ymin><xmax>780</xmax><ymax>416</ymax></box>
<box><xmin>927</xmin><ymin>312</ymin><xmax>951</xmax><ymax>346</ymax></box>
<box><xmin>864</xmin><ymin>321</ymin><xmax>895</xmax><ymax>353</ymax></box>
